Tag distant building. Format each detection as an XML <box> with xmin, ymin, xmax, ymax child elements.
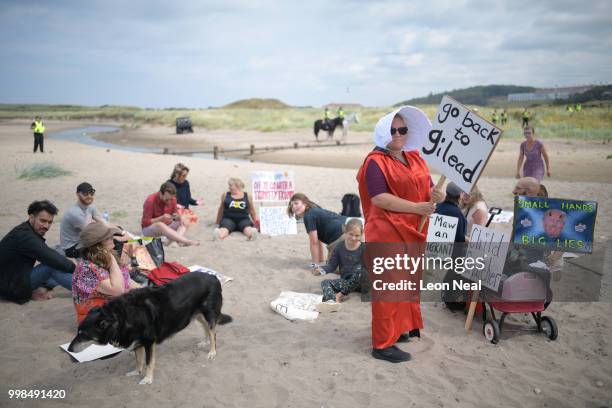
<box><xmin>508</xmin><ymin>86</ymin><xmax>594</xmax><ymax>102</ymax></box>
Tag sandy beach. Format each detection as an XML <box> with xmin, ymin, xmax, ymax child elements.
<box><xmin>1</xmin><ymin>120</ymin><xmax>611</xmax><ymax>408</ymax></box>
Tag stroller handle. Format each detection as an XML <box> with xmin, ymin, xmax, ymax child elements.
<box><xmin>485</xmin><ymin>207</ymin><xmax>503</xmax><ymax>227</ymax></box>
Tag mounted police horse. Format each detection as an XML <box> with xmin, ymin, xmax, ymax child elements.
<box><xmin>313</xmin><ymin>117</ymin><xmax>343</xmax><ymax>141</ymax></box>
<box><xmin>313</xmin><ymin>112</ymin><xmax>359</xmax><ymax>141</ymax></box>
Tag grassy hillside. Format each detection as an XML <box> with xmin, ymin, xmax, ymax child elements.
<box><xmin>396</xmin><ymin>85</ymin><xmax>536</xmax><ymax>106</ymax></box>
<box><xmin>223</xmin><ymin>98</ymin><xmax>290</xmax><ymax>109</ymax></box>
<box><xmin>1</xmin><ymin>103</ymin><xmax>610</xmax><ymax>140</ymax></box>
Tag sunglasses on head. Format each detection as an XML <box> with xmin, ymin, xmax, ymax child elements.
<box><xmin>390</xmin><ymin>127</ymin><xmax>408</xmax><ymax>136</ymax></box>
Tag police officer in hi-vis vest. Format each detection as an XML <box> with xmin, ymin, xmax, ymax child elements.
<box><xmin>30</xmin><ymin>116</ymin><xmax>46</xmax><ymax>153</ymax></box>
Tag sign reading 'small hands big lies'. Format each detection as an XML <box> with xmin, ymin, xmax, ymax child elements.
<box><xmin>421</xmin><ymin>96</ymin><xmax>503</xmax><ymax>193</ymax></box>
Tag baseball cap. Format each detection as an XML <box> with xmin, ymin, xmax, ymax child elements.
<box><xmin>445</xmin><ymin>182</ymin><xmax>464</xmax><ymax>200</ymax></box>
<box><xmin>77</xmin><ymin>222</ymin><xmax>121</xmax><ymax>249</ymax></box>
<box><xmin>76</xmin><ymin>182</ymin><xmax>95</xmax><ymax>194</ymax></box>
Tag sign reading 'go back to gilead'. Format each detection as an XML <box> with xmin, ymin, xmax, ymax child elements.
<box><xmin>513</xmin><ymin>195</ymin><xmax>598</xmax><ymax>253</ymax></box>
<box><xmin>421</xmin><ymin>96</ymin><xmax>503</xmax><ymax>193</ymax></box>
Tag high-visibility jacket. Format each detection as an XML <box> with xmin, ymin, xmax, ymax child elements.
<box><xmin>33</xmin><ymin>120</ymin><xmax>45</xmax><ymax>134</ymax></box>
<box><xmin>324</xmin><ymin>110</ymin><xmax>331</xmax><ymax>119</ymax></box>
<box><xmin>522</xmin><ymin>111</ymin><xmax>529</xmax><ymax>119</ymax></box>
<box><xmin>337</xmin><ymin>109</ymin><xmax>345</xmax><ymax>119</ymax></box>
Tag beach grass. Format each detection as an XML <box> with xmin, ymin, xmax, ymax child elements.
<box><xmin>16</xmin><ymin>162</ymin><xmax>72</xmax><ymax>180</ymax></box>
<box><xmin>1</xmin><ymin>103</ymin><xmax>610</xmax><ymax>141</ymax></box>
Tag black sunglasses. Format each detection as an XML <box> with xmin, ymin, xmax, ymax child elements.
<box><xmin>390</xmin><ymin>127</ymin><xmax>408</xmax><ymax>136</ymax></box>
<box><xmin>80</xmin><ymin>190</ymin><xmax>95</xmax><ymax>196</ymax></box>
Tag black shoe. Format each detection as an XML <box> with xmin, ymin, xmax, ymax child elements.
<box><xmin>409</xmin><ymin>329</ymin><xmax>420</xmax><ymax>338</ymax></box>
<box><xmin>371</xmin><ymin>346</ymin><xmax>411</xmax><ymax>363</ymax></box>
<box><xmin>396</xmin><ymin>333</ymin><xmax>410</xmax><ymax>343</ymax></box>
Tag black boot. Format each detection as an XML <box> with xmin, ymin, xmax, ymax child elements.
<box><xmin>409</xmin><ymin>329</ymin><xmax>420</xmax><ymax>338</ymax></box>
<box><xmin>371</xmin><ymin>346</ymin><xmax>411</xmax><ymax>363</ymax></box>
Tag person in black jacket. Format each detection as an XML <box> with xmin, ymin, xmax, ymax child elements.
<box><xmin>0</xmin><ymin>200</ymin><xmax>75</xmax><ymax>303</ymax></box>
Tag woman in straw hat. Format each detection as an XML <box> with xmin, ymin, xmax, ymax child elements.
<box><xmin>356</xmin><ymin>106</ymin><xmax>445</xmax><ymax>363</ymax></box>
<box><xmin>72</xmin><ymin>223</ymin><xmax>141</xmax><ymax>324</ymax></box>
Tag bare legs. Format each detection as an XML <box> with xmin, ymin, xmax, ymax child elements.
<box><xmin>146</xmin><ymin>221</ymin><xmax>199</xmax><ymax>246</ymax></box>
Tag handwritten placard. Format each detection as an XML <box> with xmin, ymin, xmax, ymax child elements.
<box><xmin>463</xmin><ymin>224</ymin><xmax>510</xmax><ymax>291</ymax></box>
<box><xmin>252</xmin><ymin>171</ymin><xmax>295</xmax><ymax>202</ymax></box>
<box><xmin>421</xmin><ymin>96</ymin><xmax>503</xmax><ymax>193</ymax></box>
<box><xmin>259</xmin><ymin>206</ymin><xmax>297</xmax><ymax>236</ymax></box>
<box><xmin>425</xmin><ymin>214</ymin><xmax>459</xmax><ymax>259</ymax></box>
<box><xmin>512</xmin><ymin>195</ymin><xmax>597</xmax><ymax>254</ymax></box>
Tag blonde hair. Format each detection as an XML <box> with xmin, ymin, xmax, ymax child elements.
<box><xmin>460</xmin><ymin>186</ymin><xmax>486</xmax><ymax>210</ymax></box>
<box><xmin>344</xmin><ymin>218</ymin><xmax>363</xmax><ymax>234</ymax></box>
<box><xmin>171</xmin><ymin>163</ymin><xmax>190</xmax><ymax>180</ymax></box>
<box><xmin>228</xmin><ymin>177</ymin><xmax>245</xmax><ymax>190</ymax></box>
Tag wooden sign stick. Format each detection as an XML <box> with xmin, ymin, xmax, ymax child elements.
<box><xmin>418</xmin><ymin>175</ymin><xmax>446</xmax><ymax>232</ymax></box>
<box><xmin>464</xmin><ymin>290</ymin><xmax>480</xmax><ymax>331</ymax></box>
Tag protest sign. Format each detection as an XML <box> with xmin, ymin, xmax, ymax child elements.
<box><xmin>463</xmin><ymin>224</ymin><xmax>510</xmax><ymax>292</ymax></box>
<box><xmin>512</xmin><ymin>195</ymin><xmax>597</xmax><ymax>254</ymax></box>
<box><xmin>252</xmin><ymin>171</ymin><xmax>295</xmax><ymax>202</ymax></box>
<box><xmin>425</xmin><ymin>214</ymin><xmax>459</xmax><ymax>259</ymax></box>
<box><xmin>421</xmin><ymin>96</ymin><xmax>503</xmax><ymax>193</ymax></box>
<box><xmin>259</xmin><ymin>206</ymin><xmax>298</xmax><ymax>236</ymax></box>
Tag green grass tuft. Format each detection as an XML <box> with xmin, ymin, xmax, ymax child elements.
<box><xmin>17</xmin><ymin>162</ymin><xmax>71</xmax><ymax>180</ymax></box>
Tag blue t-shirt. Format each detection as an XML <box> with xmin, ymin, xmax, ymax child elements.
<box><xmin>303</xmin><ymin>208</ymin><xmax>347</xmax><ymax>245</ymax></box>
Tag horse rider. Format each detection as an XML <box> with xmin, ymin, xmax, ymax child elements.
<box><xmin>324</xmin><ymin>107</ymin><xmax>332</xmax><ymax>128</ymax></box>
<box><xmin>337</xmin><ymin>106</ymin><xmax>345</xmax><ymax>120</ymax></box>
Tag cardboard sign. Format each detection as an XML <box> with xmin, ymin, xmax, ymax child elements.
<box><xmin>462</xmin><ymin>224</ymin><xmax>510</xmax><ymax>291</ymax></box>
<box><xmin>426</xmin><ymin>214</ymin><xmax>459</xmax><ymax>242</ymax></box>
<box><xmin>421</xmin><ymin>96</ymin><xmax>503</xmax><ymax>193</ymax></box>
<box><xmin>259</xmin><ymin>206</ymin><xmax>297</xmax><ymax>236</ymax></box>
<box><xmin>252</xmin><ymin>171</ymin><xmax>295</xmax><ymax>202</ymax></box>
<box><xmin>425</xmin><ymin>214</ymin><xmax>459</xmax><ymax>259</ymax></box>
<box><xmin>513</xmin><ymin>196</ymin><xmax>597</xmax><ymax>254</ymax></box>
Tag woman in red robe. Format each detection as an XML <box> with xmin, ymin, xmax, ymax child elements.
<box><xmin>357</xmin><ymin>106</ymin><xmax>445</xmax><ymax>363</ymax></box>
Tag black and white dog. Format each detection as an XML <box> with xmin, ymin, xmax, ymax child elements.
<box><xmin>68</xmin><ymin>272</ymin><xmax>232</xmax><ymax>384</ymax></box>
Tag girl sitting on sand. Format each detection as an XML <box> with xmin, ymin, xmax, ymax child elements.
<box><xmin>315</xmin><ymin>218</ymin><xmax>365</xmax><ymax>309</ymax></box>
<box><xmin>287</xmin><ymin>193</ymin><xmax>347</xmax><ymax>273</ymax></box>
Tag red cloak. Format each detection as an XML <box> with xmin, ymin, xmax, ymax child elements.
<box><xmin>357</xmin><ymin>149</ymin><xmax>431</xmax><ymax>349</ymax></box>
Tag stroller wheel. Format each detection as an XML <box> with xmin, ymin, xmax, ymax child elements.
<box><xmin>483</xmin><ymin>320</ymin><xmax>500</xmax><ymax>344</ymax></box>
<box><xmin>540</xmin><ymin>316</ymin><xmax>558</xmax><ymax>340</ymax></box>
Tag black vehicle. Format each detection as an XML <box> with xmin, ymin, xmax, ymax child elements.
<box><xmin>176</xmin><ymin>117</ymin><xmax>193</xmax><ymax>134</ymax></box>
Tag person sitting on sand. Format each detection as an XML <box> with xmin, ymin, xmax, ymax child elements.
<box><xmin>213</xmin><ymin>177</ymin><xmax>259</xmax><ymax>241</ymax></box>
<box><xmin>315</xmin><ymin>219</ymin><xmax>365</xmax><ymax>311</ymax></box>
<box><xmin>287</xmin><ymin>193</ymin><xmax>347</xmax><ymax>274</ymax></box>
<box><xmin>72</xmin><ymin>222</ymin><xmax>141</xmax><ymax>324</ymax></box>
<box><xmin>59</xmin><ymin>182</ymin><xmax>127</xmax><ymax>258</ymax></box>
<box><xmin>0</xmin><ymin>200</ymin><xmax>75</xmax><ymax>303</ymax></box>
<box><xmin>168</xmin><ymin>163</ymin><xmax>202</xmax><ymax>225</ymax></box>
<box><xmin>459</xmin><ymin>185</ymin><xmax>488</xmax><ymax>236</ymax></box>
<box><xmin>141</xmin><ymin>182</ymin><xmax>199</xmax><ymax>247</ymax></box>
<box><xmin>512</xmin><ymin>177</ymin><xmax>540</xmax><ymax>197</ymax></box>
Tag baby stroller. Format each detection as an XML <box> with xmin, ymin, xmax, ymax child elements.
<box><xmin>481</xmin><ymin>208</ymin><xmax>558</xmax><ymax>344</ymax></box>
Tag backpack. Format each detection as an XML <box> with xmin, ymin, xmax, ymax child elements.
<box><xmin>340</xmin><ymin>193</ymin><xmax>362</xmax><ymax>217</ymax></box>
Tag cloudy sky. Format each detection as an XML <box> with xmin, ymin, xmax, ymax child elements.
<box><xmin>1</xmin><ymin>0</ymin><xmax>610</xmax><ymax>108</ymax></box>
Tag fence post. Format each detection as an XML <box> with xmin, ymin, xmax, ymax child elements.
<box><xmin>250</xmin><ymin>144</ymin><xmax>255</xmax><ymax>155</ymax></box>
<box><xmin>213</xmin><ymin>146</ymin><xmax>219</xmax><ymax>160</ymax></box>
